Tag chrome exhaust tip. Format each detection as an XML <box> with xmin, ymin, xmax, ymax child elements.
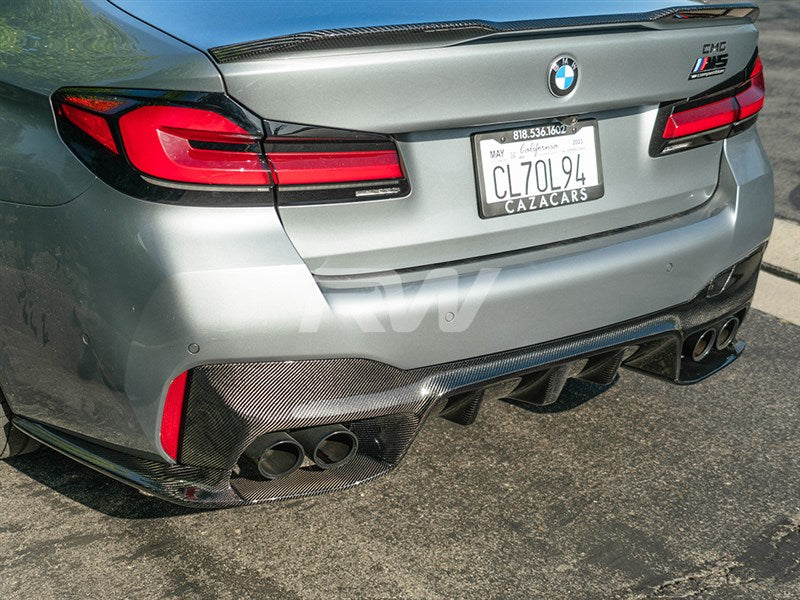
<box><xmin>690</xmin><ymin>329</ymin><xmax>716</xmax><ymax>362</ymax></box>
<box><xmin>715</xmin><ymin>317</ymin><xmax>740</xmax><ymax>350</ymax></box>
<box><xmin>244</xmin><ymin>432</ymin><xmax>305</xmax><ymax>480</ymax></box>
<box><xmin>291</xmin><ymin>424</ymin><xmax>359</xmax><ymax>470</ymax></box>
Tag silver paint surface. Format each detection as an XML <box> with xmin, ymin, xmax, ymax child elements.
<box><xmin>0</xmin><ymin>1</ymin><xmax>774</xmax><ymax>469</ymax></box>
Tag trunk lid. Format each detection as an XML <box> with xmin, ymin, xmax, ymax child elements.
<box><xmin>113</xmin><ymin>1</ymin><xmax>760</xmax><ymax>275</ymax></box>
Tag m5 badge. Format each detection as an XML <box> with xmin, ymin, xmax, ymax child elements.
<box><xmin>689</xmin><ymin>41</ymin><xmax>728</xmax><ymax>80</ymax></box>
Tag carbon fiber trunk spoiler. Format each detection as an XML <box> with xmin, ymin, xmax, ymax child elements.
<box><xmin>209</xmin><ymin>3</ymin><xmax>759</xmax><ymax>63</ymax></box>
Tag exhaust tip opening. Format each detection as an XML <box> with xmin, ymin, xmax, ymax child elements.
<box><xmin>691</xmin><ymin>329</ymin><xmax>716</xmax><ymax>362</ymax></box>
<box><xmin>257</xmin><ymin>441</ymin><xmax>305</xmax><ymax>479</ymax></box>
<box><xmin>715</xmin><ymin>317</ymin><xmax>740</xmax><ymax>350</ymax></box>
<box><xmin>290</xmin><ymin>424</ymin><xmax>360</xmax><ymax>471</ymax></box>
<box><xmin>315</xmin><ymin>430</ymin><xmax>358</xmax><ymax>469</ymax></box>
<box><xmin>244</xmin><ymin>432</ymin><xmax>305</xmax><ymax>480</ymax></box>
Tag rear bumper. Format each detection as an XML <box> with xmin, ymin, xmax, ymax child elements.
<box><xmin>0</xmin><ymin>128</ymin><xmax>773</xmax><ymax>503</ymax></box>
<box><xmin>13</xmin><ymin>264</ymin><xmax>760</xmax><ymax>506</ymax></box>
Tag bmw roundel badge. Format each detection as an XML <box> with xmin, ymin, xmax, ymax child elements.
<box><xmin>548</xmin><ymin>56</ymin><xmax>578</xmax><ymax>97</ymax></box>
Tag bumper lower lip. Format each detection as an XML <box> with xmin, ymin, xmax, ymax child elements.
<box><xmin>12</xmin><ymin>266</ymin><xmax>758</xmax><ymax>507</ymax></box>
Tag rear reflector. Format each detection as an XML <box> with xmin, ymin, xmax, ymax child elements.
<box><xmin>269</xmin><ymin>149</ymin><xmax>403</xmax><ymax>185</ymax></box>
<box><xmin>161</xmin><ymin>371</ymin><xmax>188</xmax><ymax>461</ymax></box>
<box><xmin>118</xmin><ymin>106</ymin><xmax>271</xmax><ymax>186</ymax></box>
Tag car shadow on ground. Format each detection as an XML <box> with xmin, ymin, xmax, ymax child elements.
<box><xmin>4</xmin><ymin>378</ymin><xmax>609</xmax><ymax>518</ymax></box>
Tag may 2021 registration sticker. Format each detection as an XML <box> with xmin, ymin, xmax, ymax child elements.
<box><xmin>473</xmin><ymin>121</ymin><xmax>604</xmax><ymax>218</ymax></box>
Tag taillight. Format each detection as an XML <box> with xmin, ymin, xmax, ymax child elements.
<box><xmin>663</xmin><ymin>97</ymin><xmax>738</xmax><ymax>139</ymax></box>
<box><xmin>53</xmin><ymin>90</ymin><xmax>272</xmax><ymax>196</ymax></box>
<box><xmin>735</xmin><ymin>56</ymin><xmax>765</xmax><ymax>119</ymax></box>
<box><xmin>118</xmin><ymin>106</ymin><xmax>270</xmax><ymax>186</ymax></box>
<box><xmin>652</xmin><ymin>54</ymin><xmax>765</xmax><ymax>155</ymax></box>
<box><xmin>268</xmin><ymin>150</ymin><xmax>403</xmax><ymax>185</ymax></box>
<box><xmin>52</xmin><ymin>88</ymin><xmax>408</xmax><ymax>204</ymax></box>
<box><xmin>161</xmin><ymin>371</ymin><xmax>188</xmax><ymax>461</ymax></box>
<box><xmin>264</xmin><ymin>127</ymin><xmax>408</xmax><ymax>203</ymax></box>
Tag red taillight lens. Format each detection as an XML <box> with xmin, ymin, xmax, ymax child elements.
<box><xmin>118</xmin><ymin>106</ymin><xmax>271</xmax><ymax>186</ymax></box>
<box><xmin>59</xmin><ymin>103</ymin><xmax>120</xmax><ymax>154</ymax></box>
<box><xmin>54</xmin><ymin>91</ymin><xmax>273</xmax><ymax>190</ymax></box>
<box><xmin>62</xmin><ymin>95</ymin><xmax>126</xmax><ymax>113</ymax></box>
<box><xmin>663</xmin><ymin>96</ymin><xmax>738</xmax><ymax>139</ymax></box>
<box><xmin>53</xmin><ymin>88</ymin><xmax>408</xmax><ymax>201</ymax></box>
<box><xmin>735</xmin><ymin>56</ymin><xmax>765</xmax><ymax>120</ymax></box>
<box><xmin>269</xmin><ymin>149</ymin><xmax>403</xmax><ymax>185</ymax></box>
<box><xmin>655</xmin><ymin>54</ymin><xmax>765</xmax><ymax>154</ymax></box>
<box><xmin>161</xmin><ymin>371</ymin><xmax>188</xmax><ymax>461</ymax></box>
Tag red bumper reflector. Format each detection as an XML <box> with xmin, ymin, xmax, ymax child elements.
<box><xmin>268</xmin><ymin>150</ymin><xmax>403</xmax><ymax>185</ymax></box>
<box><xmin>60</xmin><ymin>104</ymin><xmax>119</xmax><ymax>154</ymax></box>
<box><xmin>160</xmin><ymin>371</ymin><xmax>188</xmax><ymax>460</ymax></box>
<box><xmin>118</xmin><ymin>106</ymin><xmax>271</xmax><ymax>185</ymax></box>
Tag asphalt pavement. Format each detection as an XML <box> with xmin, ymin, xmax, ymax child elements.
<box><xmin>752</xmin><ymin>0</ymin><xmax>800</xmax><ymax>222</ymax></box>
<box><xmin>0</xmin><ymin>310</ymin><xmax>798</xmax><ymax>599</ymax></box>
<box><xmin>1</xmin><ymin>4</ymin><xmax>799</xmax><ymax>599</ymax></box>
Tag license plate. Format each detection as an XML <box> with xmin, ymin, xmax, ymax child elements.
<box><xmin>473</xmin><ymin>121</ymin><xmax>604</xmax><ymax>219</ymax></box>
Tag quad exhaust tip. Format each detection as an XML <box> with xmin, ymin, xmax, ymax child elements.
<box><xmin>715</xmin><ymin>317</ymin><xmax>739</xmax><ymax>350</ymax></box>
<box><xmin>244</xmin><ymin>432</ymin><xmax>305</xmax><ymax>480</ymax></box>
<box><xmin>291</xmin><ymin>424</ymin><xmax>359</xmax><ymax>470</ymax></box>
<box><xmin>691</xmin><ymin>329</ymin><xmax>716</xmax><ymax>362</ymax></box>
<box><xmin>244</xmin><ymin>425</ymin><xmax>359</xmax><ymax>480</ymax></box>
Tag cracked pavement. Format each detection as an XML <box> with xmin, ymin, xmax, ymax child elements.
<box><xmin>624</xmin><ymin>514</ymin><xmax>800</xmax><ymax>598</ymax></box>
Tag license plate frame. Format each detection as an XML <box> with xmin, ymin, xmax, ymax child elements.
<box><xmin>472</xmin><ymin>120</ymin><xmax>605</xmax><ymax>219</ymax></box>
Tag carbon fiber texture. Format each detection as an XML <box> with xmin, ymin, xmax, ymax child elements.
<box><xmin>231</xmin><ymin>413</ymin><xmax>420</xmax><ymax>502</ymax></box>
<box><xmin>14</xmin><ymin>417</ymin><xmax>239</xmax><ymax>507</ymax></box>
<box><xmin>181</xmin><ymin>320</ymin><xmax>672</xmax><ymax>472</ymax></box>
<box><xmin>209</xmin><ymin>4</ymin><xmax>758</xmax><ymax>63</ymax></box>
<box><xmin>181</xmin><ymin>265</ymin><xmax>759</xmax><ymax>472</ymax></box>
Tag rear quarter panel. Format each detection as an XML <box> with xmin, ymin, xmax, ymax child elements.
<box><xmin>0</xmin><ymin>0</ymin><xmax>223</xmax><ymax>207</ymax></box>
